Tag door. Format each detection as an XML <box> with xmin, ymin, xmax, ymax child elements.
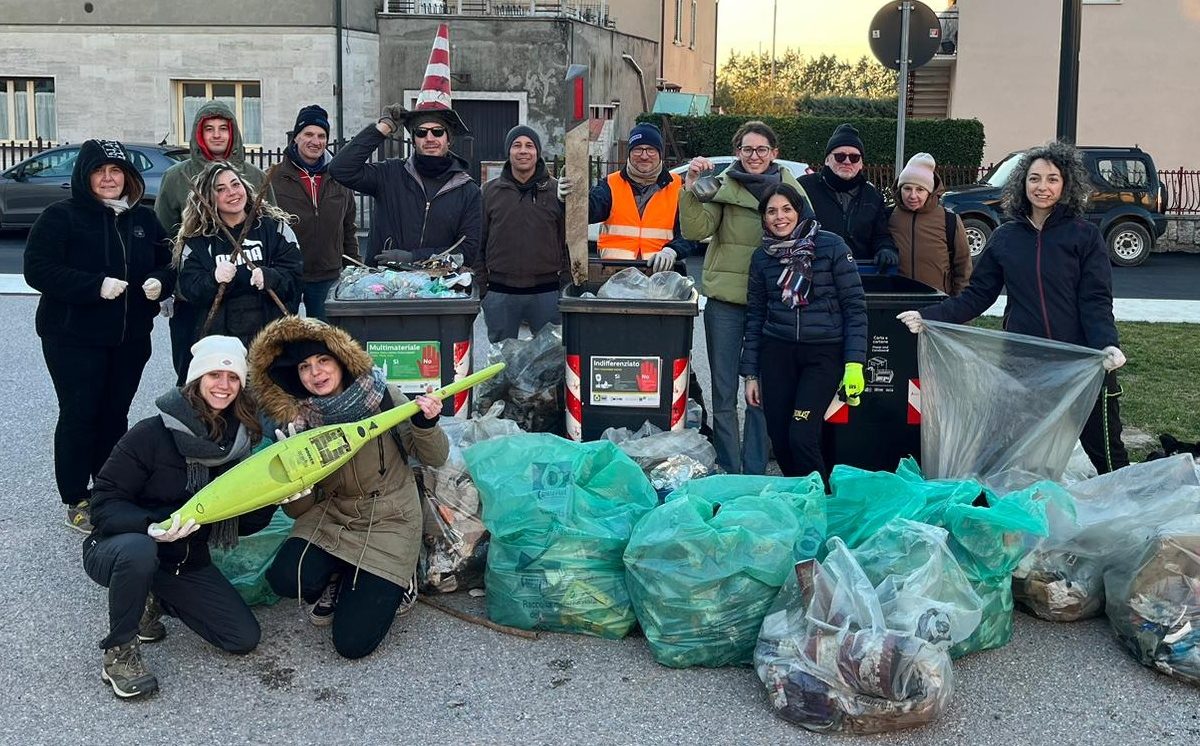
<box><xmin>451</xmin><ymin>99</ymin><xmax>520</xmax><ymax>183</ymax></box>
<box><xmin>5</xmin><ymin>147</ymin><xmax>79</xmax><ymax>225</ymax></box>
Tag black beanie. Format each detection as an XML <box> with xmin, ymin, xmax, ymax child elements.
<box><xmin>504</xmin><ymin>125</ymin><xmax>541</xmax><ymax>156</ymax></box>
<box><xmin>825</xmin><ymin>123</ymin><xmax>865</xmax><ymax>156</ymax></box>
<box><xmin>292</xmin><ymin>105</ymin><xmax>331</xmax><ymax>138</ymax></box>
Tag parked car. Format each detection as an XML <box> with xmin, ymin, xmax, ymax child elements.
<box><xmin>940</xmin><ymin>146</ymin><xmax>1168</xmax><ymax>266</ymax></box>
<box><xmin>0</xmin><ymin>143</ymin><xmax>188</xmax><ymax>228</ymax></box>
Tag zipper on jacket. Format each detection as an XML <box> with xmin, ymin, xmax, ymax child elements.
<box><xmin>418</xmin><ymin>201</ymin><xmax>432</xmax><ymax>247</ymax></box>
<box><xmin>909</xmin><ymin>213</ymin><xmax>917</xmax><ymax>274</ymax></box>
<box><xmin>114</xmin><ymin>212</ymin><xmax>129</xmax><ymax>342</ymax></box>
<box><xmin>1035</xmin><ymin>229</ymin><xmax>1053</xmax><ymax>338</ymax></box>
<box><xmin>795</xmin><ymin>306</ymin><xmax>801</xmax><ymax>341</ymax></box>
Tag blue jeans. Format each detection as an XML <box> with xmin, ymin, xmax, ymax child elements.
<box><xmin>704</xmin><ymin>298</ymin><xmax>769</xmax><ymax>474</ymax></box>
<box><xmin>303</xmin><ymin>278</ymin><xmax>338</xmax><ymax>322</ymax></box>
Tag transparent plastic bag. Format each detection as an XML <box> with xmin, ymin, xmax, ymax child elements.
<box><xmin>332</xmin><ymin>267</ymin><xmax>461</xmax><ymax>300</ymax></box>
<box><xmin>596</xmin><ymin>268</ymin><xmax>693</xmax><ymax>300</ymax></box>
<box><xmin>623</xmin><ymin>474</ymin><xmax>826</xmax><ymax>667</ymax></box>
<box><xmin>1103</xmin><ymin>515</ymin><xmax>1200</xmax><ymax>685</ymax></box>
<box><xmin>473</xmin><ymin>325</ymin><xmax>565</xmax><ymax>434</ymax></box>
<box><xmin>211</xmin><ymin>510</ymin><xmax>294</xmax><ymax>606</ymax></box>
<box><xmin>918</xmin><ymin>320</ymin><xmax>1107</xmax><ymax>481</ymax></box>
<box><xmin>754</xmin><ymin>539</ymin><xmax>955</xmax><ymax>734</ymax></box>
<box><xmin>414</xmin><ymin>462</ymin><xmax>488</xmax><ymax>594</ymax></box>
<box><xmin>603</xmin><ymin>420</ymin><xmax>717</xmax><ymax>472</ymax></box>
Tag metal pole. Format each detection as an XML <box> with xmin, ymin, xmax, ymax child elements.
<box><xmin>335</xmin><ymin>0</ymin><xmax>344</xmax><ymax>142</ymax></box>
<box><xmin>1056</xmin><ymin>0</ymin><xmax>1082</xmax><ymax>142</ymax></box>
<box><xmin>895</xmin><ymin>1</ymin><xmax>911</xmax><ymax>175</ymax></box>
<box><xmin>771</xmin><ymin>0</ymin><xmax>778</xmax><ymax>108</ymax></box>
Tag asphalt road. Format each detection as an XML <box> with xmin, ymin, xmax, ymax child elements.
<box><xmin>3</xmin><ymin>228</ymin><xmax>1198</xmax><ymax>300</ymax></box>
<box><xmin>2</xmin><ymin>293</ymin><xmax>1197</xmax><ymax>744</ymax></box>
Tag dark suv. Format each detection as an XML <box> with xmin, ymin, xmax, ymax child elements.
<box><xmin>940</xmin><ymin>146</ymin><xmax>1168</xmax><ymax>266</ymax></box>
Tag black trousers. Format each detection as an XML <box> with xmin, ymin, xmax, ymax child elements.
<box><xmin>168</xmin><ymin>300</ymin><xmax>196</xmax><ymax>387</ymax></box>
<box><xmin>82</xmin><ymin>532</ymin><xmax>260</xmax><ymax>652</ymax></box>
<box><xmin>42</xmin><ymin>335</ymin><xmax>152</xmax><ymax>505</ymax></box>
<box><xmin>266</xmin><ymin>537</ymin><xmax>405</xmax><ymax>660</ymax></box>
<box><xmin>1079</xmin><ymin>371</ymin><xmax>1129</xmax><ymax>474</ymax></box>
<box><xmin>757</xmin><ymin>338</ymin><xmax>844</xmax><ymax>481</ymax></box>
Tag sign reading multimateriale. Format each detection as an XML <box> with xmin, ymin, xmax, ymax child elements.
<box><xmin>367</xmin><ymin>341</ymin><xmax>441</xmax><ymax>393</ymax></box>
<box><xmin>589</xmin><ymin>355</ymin><xmax>661</xmax><ymax>408</ymax></box>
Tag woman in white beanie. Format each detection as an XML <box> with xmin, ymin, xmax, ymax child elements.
<box><xmin>888</xmin><ymin>152</ymin><xmax>972</xmax><ymax>295</ymax></box>
<box><xmin>82</xmin><ymin>335</ymin><xmax>293</xmax><ymax>699</ymax></box>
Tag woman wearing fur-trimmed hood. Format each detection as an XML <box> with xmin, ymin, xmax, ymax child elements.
<box><xmin>248</xmin><ymin>316</ymin><xmax>448</xmax><ymax>659</ymax></box>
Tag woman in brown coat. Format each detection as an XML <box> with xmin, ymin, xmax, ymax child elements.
<box><xmin>251</xmin><ymin>316</ymin><xmax>448</xmax><ymax>659</ymax></box>
<box><xmin>888</xmin><ymin>152</ymin><xmax>972</xmax><ymax>295</ymax></box>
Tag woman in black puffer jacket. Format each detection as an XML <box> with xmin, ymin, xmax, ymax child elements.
<box><xmin>740</xmin><ymin>183</ymin><xmax>867</xmax><ymax>482</ymax></box>
<box><xmin>24</xmin><ymin>140</ymin><xmax>175</xmax><ymax>533</ymax></box>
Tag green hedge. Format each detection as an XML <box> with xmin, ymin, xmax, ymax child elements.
<box><xmin>639</xmin><ymin>114</ymin><xmax>985</xmax><ymax>168</ymax></box>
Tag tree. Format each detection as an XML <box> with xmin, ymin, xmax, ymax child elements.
<box><xmin>715</xmin><ymin>51</ymin><xmax>898</xmax><ymax>115</ymax></box>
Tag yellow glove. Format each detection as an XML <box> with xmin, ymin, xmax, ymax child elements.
<box><xmin>841</xmin><ymin>362</ymin><xmax>865</xmax><ymax>406</ymax></box>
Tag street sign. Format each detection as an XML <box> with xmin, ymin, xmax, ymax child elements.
<box><xmin>869</xmin><ymin>0</ymin><xmax>942</xmax><ymax>71</ymax></box>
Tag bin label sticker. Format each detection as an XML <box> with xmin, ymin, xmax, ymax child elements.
<box><xmin>367</xmin><ymin>341</ymin><xmax>440</xmax><ymax>393</ymax></box>
<box><xmin>866</xmin><ymin>354</ymin><xmax>895</xmax><ymax>393</ymax></box>
<box><xmin>589</xmin><ymin>356</ymin><xmax>661</xmax><ymax>408</ymax></box>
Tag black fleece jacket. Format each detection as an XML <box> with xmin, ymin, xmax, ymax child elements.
<box><xmin>24</xmin><ymin>140</ymin><xmax>174</xmax><ymax>346</ymax></box>
<box><xmin>797</xmin><ymin>167</ymin><xmax>897</xmax><ymax>263</ymax></box>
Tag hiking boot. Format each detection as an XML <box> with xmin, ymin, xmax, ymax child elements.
<box><xmin>309</xmin><ymin>575</ymin><xmax>340</xmax><ymax>627</ymax></box>
<box><xmin>397</xmin><ymin>571</ymin><xmax>418</xmax><ymax>617</ymax></box>
<box><xmin>65</xmin><ymin>500</ymin><xmax>93</xmax><ymax>534</ymax></box>
<box><xmin>101</xmin><ymin>640</ymin><xmax>158</xmax><ymax>699</ymax></box>
<box><xmin>138</xmin><ymin>594</ymin><xmax>166</xmax><ymax>643</ymax></box>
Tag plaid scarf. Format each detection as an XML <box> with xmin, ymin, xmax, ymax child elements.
<box><xmin>294</xmin><ymin>368</ymin><xmax>389</xmax><ymax>429</ymax></box>
<box><xmin>762</xmin><ymin>218</ymin><xmax>821</xmax><ymax>309</ymax></box>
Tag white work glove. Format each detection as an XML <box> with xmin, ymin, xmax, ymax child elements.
<box><xmin>1101</xmin><ymin>346</ymin><xmax>1126</xmax><ymax>371</ymax></box>
<box><xmin>159</xmin><ymin>297</ymin><xmax>175</xmax><ymax>318</ymax></box>
<box><xmin>214</xmin><ymin>260</ymin><xmax>236</xmax><ymax>284</ymax></box>
<box><xmin>142</xmin><ymin>278</ymin><xmax>162</xmax><ymax>301</ymax></box>
<box><xmin>274</xmin><ymin>422</ymin><xmax>303</xmax><ymax>442</ymax></box>
<box><xmin>648</xmin><ymin>247</ymin><xmax>677</xmax><ymax>273</ymax></box>
<box><xmin>896</xmin><ymin>310</ymin><xmax>925</xmax><ymax>334</ymax></box>
<box><xmin>100</xmin><ymin>277</ymin><xmax>128</xmax><ymax>300</ymax></box>
<box><xmin>276</xmin><ymin>486</ymin><xmax>312</xmax><ymax>506</ymax></box>
<box><xmin>147</xmin><ymin>514</ymin><xmax>200</xmax><ymax>543</ymax></box>
<box><xmin>250</xmin><ymin>267</ymin><xmax>265</xmax><ymax>290</ymax></box>
<box><xmin>556</xmin><ymin>177</ymin><xmax>573</xmax><ymax>203</ymax></box>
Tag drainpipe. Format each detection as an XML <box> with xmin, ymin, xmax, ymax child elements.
<box><xmin>622</xmin><ymin>53</ymin><xmax>650</xmax><ymax>113</ymax></box>
<box><xmin>335</xmin><ymin>0</ymin><xmax>345</xmax><ymax>142</ymax></box>
<box><xmin>713</xmin><ymin>0</ymin><xmax>719</xmax><ymax>102</ymax></box>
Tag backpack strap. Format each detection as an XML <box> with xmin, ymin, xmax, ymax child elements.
<box><xmin>945</xmin><ymin>209</ymin><xmax>958</xmax><ymax>267</ymax></box>
<box><xmin>380</xmin><ymin>387</ymin><xmax>410</xmax><ymax>462</ymax></box>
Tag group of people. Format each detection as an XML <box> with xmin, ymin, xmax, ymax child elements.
<box><xmin>24</xmin><ymin>81</ymin><xmax>1130</xmax><ymax>699</ymax></box>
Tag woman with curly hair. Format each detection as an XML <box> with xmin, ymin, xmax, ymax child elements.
<box><xmin>897</xmin><ymin>140</ymin><xmax>1128</xmax><ymax>473</ymax></box>
<box><xmin>176</xmin><ymin>162</ymin><xmax>303</xmax><ymax>351</ymax></box>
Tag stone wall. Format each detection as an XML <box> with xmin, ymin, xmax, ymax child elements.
<box><xmin>1157</xmin><ymin>217</ymin><xmax>1200</xmax><ymax>253</ymax></box>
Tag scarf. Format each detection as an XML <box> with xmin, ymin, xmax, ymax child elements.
<box><xmin>102</xmin><ymin>197</ymin><xmax>131</xmax><ymax>214</ymax></box>
<box><xmin>293</xmin><ymin>368</ymin><xmax>388</xmax><ymax>429</ymax></box>
<box><xmin>413</xmin><ymin>153</ymin><xmax>455</xmax><ymax>179</ymax></box>
<box><xmin>286</xmin><ymin>142</ymin><xmax>328</xmax><ymax>176</ymax></box>
<box><xmin>156</xmin><ymin>388</ymin><xmax>253</xmax><ymax>549</ymax></box>
<box><xmin>624</xmin><ymin>162</ymin><xmax>662</xmax><ymax>188</ymax></box>
<box><xmin>503</xmin><ymin>161</ymin><xmax>544</xmax><ymax>201</ymax></box>
<box><xmin>762</xmin><ymin>218</ymin><xmax>821</xmax><ymax>309</ymax></box>
<box><xmin>725</xmin><ymin>161</ymin><xmax>783</xmax><ymax>203</ymax></box>
<box><xmin>820</xmin><ymin>165</ymin><xmax>866</xmax><ymax>193</ymax></box>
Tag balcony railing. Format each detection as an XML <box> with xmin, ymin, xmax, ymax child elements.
<box><xmin>381</xmin><ymin>1</ymin><xmax>615</xmax><ymax>28</ymax></box>
<box><xmin>937</xmin><ymin>7</ymin><xmax>959</xmax><ymax>56</ymax></box>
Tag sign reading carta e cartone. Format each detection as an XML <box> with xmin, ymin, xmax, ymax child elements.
<box><xmin>589</xmin><ymin>355</ymin><xmax>661</xmax><ymax>408</ymax></box>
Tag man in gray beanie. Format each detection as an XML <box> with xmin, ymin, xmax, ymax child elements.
<box><xmin>477</xmin><ymin>124</ymin><xmax>567</xmax><ymax>342</ymax></box>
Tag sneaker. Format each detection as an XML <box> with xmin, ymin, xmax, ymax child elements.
<box><xmin>137</xmin><ymin>594</ymin><xmax>166</xmax><ymax>643</ymax></box>
<box><xmin>397</xmin><ymin>572</ymin><xmax>418</xmax><ymax>617</ymax></box>
<box><xmin>309</xmin><ymin>575</ymin><xmax>340</xmax><ymax>627</ymax></box>
<box><xmin>101</xmin><ymin>640</ymin><xmax>158</xmax><ymax>699</ymax></box>
<box><xmin>65</xmin><ymin>500</ymin><xmax>93</xmax><ymax>534</ymax></box>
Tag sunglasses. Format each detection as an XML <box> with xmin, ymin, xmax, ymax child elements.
<box><xmin>413</xmin><ymin>127</ymin><xmax>447</xmax><ymax>139</ymax></box>
<box><xmin>832</xmin><ymin>152</ymin><xmax>862</xmax><ymax>164</ymax></box>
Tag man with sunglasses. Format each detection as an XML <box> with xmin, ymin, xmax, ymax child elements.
<box><xmin>798</xmin><ymin>123</ymin><xmax>899</xmax><ymax>270</ymax></box>
<box><xmin>328</xmin><ymin>103</ymin><xmax>482</xmax><ymax>268</ymax></box>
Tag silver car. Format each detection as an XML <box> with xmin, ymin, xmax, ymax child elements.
<box><xmin>0</xmin><ymin>143</ymin><xmax>188</xmax><ymax>228</ymax></box>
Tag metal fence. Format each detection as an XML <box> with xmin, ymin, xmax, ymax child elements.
<box><xmin>1</xmin><ymin>138</ymin><xmax>58</xmax><ymax>170</ymax></box>
<box><xmin>1158</xmin><ymin>168</ymin><xmax>1200</xmax><ymax>215</ymax></box>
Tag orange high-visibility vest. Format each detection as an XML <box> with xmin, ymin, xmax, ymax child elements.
<box><xmin>597</xmin><ymin>171</ymin><xmax>682</xmax><ymax>260</ymax></box>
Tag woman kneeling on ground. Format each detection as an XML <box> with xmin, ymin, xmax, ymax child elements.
<box><xmin>740</xmin><ymin>183</ymin><xmax>867</xmax><ymax>484</ymax></box>
<box><xmin>251</xmin><ymin>316</ymin><xmax>448</xmax><ymax>660</ymax></box>
<box><xmin>84</xmin><ymin>335</ymin><xmax>283</xmax><ymax>699</ymax></box>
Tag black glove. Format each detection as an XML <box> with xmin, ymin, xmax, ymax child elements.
<box><xmin>377</xmin><ymin>103</ymin><xmax>408</xmax><ymax>136</ymax></box>
<box><xmin>410</xmin><ymin>410</ymin><xmax>439</xmax><ymax>429</ymax></box>
<box><xmin>874</xmin><ymin>248</ymin><xmax>900</xmax><ymax>269</ymax></box>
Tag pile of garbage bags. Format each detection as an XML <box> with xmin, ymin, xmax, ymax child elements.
<box><xmin>592</xmin><ymin>268</ymin><xmax>695</xmax><ymax>301</ymax></box>
<box><xmin>623</xmin><ymin>474</ymin><xmax>826</xmax><ymax>667</ymax></box>
<box><xmin>602</xmin><ymin>420</ymin><xmax>718</xmax><ymax>497</ymax></box>
<box><xmin>473</xmin><ymin>324</ymin><xmax>565</xmax><ymax>435</ymax></box>
<box><xmin>332</xmin><ymin>266</ymin><xmax>469</xmax><ymax>300</ymax></box>
<box><xmin>465</xmin><ymin>434</ymin><xmax>658</xmax><ymax>638</ymax></box>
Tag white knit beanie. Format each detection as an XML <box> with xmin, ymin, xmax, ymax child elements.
<box><xmin>898</xmin><ymin>152</ymin><xmax>937</xmax><ymax>192</ymax></box>
<box><xmin>186</xmin><ymin>335</ymin><xmax>248</xmax><ymax>385</ymax></box>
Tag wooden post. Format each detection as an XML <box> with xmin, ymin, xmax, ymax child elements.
<box><xmin>564</xmin><ymin>64</ymin><xmax>590</xmax><ymax>286</ymax></box>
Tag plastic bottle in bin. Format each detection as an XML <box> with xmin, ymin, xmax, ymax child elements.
<box><xmin>419</xmin><ymin>344</ymin><xmax>440</xmax><ymax>378</ymax></box>
<box><xmin>637</xmin><ymin>360</ymin><xmax>659</xmax><ymax>393</ymax></box>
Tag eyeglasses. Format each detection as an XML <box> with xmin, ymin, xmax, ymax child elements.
<box><xmin>630</xmin><ymin>146</ymin><xmax>659</xmax><ymax>157</ymax></box>
<box><xmin>413</xmin><ymin>127</ymin><xmax>447</xmax><ymax>139</ymax></box>
<box><xmin>832</xmin><ymin>152</ymin><xmax>862</xmax><ymax>164</ymax></box>
<box><xmin>738</xmin><ymin>146</ymin><xmax>772</xmax><ymax>158</ymax></box>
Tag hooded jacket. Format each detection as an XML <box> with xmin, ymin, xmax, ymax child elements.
<box><xmin>328</xmin><ymin>123</ymin><xmax>483</xmax><ymax>267</ymax></box>
<box><xmin>922</xmin><ymin>204</ymin><xmax>1119</xmax><ymax>349</ymax></box>
<box><xmin>155</xmin><ymin>101</ymin><xmax>272</xmax><ymax>235</ymax></box>
<box><xmin>24</xmin><ymin>140</ymin><xmax>175</xmax><ymax>346</ymax></box>
<box><xmin>798</xmin><ymin>167</ymin><xmax>898</xmax><ymax>263</ymax></box>
<box><xmin>888</xmin><ymin>177</ymin><xmax>972</xmax><ymax>295</ymax></box>
<box><xmin>247</xmin><ymin>317</ymin><xmax>449</xmax><ymax>588</ymax></box>
<box><xmin>740</xmin><ymin>228</ymin><xmax>868</xmax><ymax>376</ymax></box>
<box><xmin>679</xmin><ymin>168</ymin><xmax>807</xmax><ymax>305</ymax></box>
<box><xmin>479</xmin><ymin>159</ymin><xmax>567</xmax><ymax>290</ymax></box>
<box><xmin>274</xmin><ymin>152</ymin><xmax>360</xmax><ymax>283</ymax></box>
<box><xmin>177</xmin><ymin>215</ymin><xmax>303</xmax><ymax>347</ymax></box>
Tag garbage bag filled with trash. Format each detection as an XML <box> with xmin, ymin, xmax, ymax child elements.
<box><xmin>332</xmin><ymin>266</ymin><xmax>469</xmax><ymax>300</ymax></box>
<box><xmin>624</xmin><ymin>474</ymin><xmax>826</xmax><ymax>667</ymax></box>
<box><xmin>595</xmin><ymin>268</ymin><xmax>694</xmax><ymax>301</ymax></box>
<box><xmin>473</xmin><ymin>324</ymin><xmax>565</xmax><ymax>434</ymax></box>
<box><xmin>602</xmin><ymin>420</ymin><xmax>717</xmax><ymax>497</ymax></box>
<box><xmin>754</xmin><ymin>537</ymin><xmax>957</xmax><ymax>735</ymax></box>
<box><xmin>465</xmin><ymin>434</ymin><xmax>658</xmax><ymax>638</ymax></box>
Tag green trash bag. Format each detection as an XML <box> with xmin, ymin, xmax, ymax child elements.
<box><xmin>211</xmin><ymin>509</ymin><xmax>294</xmax><ymax>606</ymax></box>
<box><xmin>623</xmin><ymin>474</ymin><xmax>826</xmax><ymax>667</ymax></box>
<box><xmin>464</xmin><ymin>433</ymin><xmax>657</xmax><ymax>638</ymax></box>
